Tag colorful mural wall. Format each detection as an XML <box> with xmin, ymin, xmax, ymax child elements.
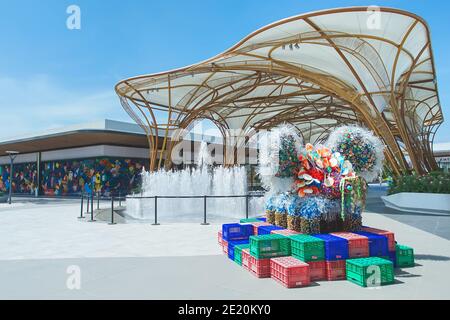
<box><xmin>0</xmin><ymin>162</ymin><xmax>38</xmax><ymax>194</ymax></box>
<box><xmin>0</xmin><ymin>157</ymin><xmax>147</xmax><ymax>196</ymax></box>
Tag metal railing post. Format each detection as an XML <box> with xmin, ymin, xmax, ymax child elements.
<box><xmin>89</xmin><ymin>192</ymin><xmax>96</xmax><ymax>222</ymax></box>
<box><xmin>78</xmin><ymin>193</ymin><xmax>85</xmax><ymax>219</ymax></box>
<box><xmin>119</xmin><ymin>191</ymin><xmax>122</xmax><ymax>207</ymax></box>
<box><xmin>86</xmin><ymin>194</ymin><xmax>90</xmax><ymax>215</ymax></box>
<box><xmin>201</xmin><ymin>195</ymin><xmax>209</xmax><ymax>225</ymax></box>
<box><xmin>152</xmin><ymin>196</ymin><xmax>160</xmax><ymax>225</ymax></box>
<box><xmin>109</xmin><ymin>196</ymin><xmax>116</xmax><ymax>225</ymax></box>
<box><xmin>97</xmin><ymin>192</ymin><xmax>100</xmax><ymax>210</ymax></box>
<box><xmin>245</xmin><ymin>194</ymin><xmax>249</xmax><ymax>219</ymax></box>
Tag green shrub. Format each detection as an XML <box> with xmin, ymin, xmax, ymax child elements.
<box><xmin>388</xmin><ymin>171</ymin><xmax>450</xmax><ymax>195</ymax></box>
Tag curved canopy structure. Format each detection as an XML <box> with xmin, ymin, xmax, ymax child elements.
<box><xmin>116</xmin><ymin>6</ymin><xmax>443</xmax><ymax>174</ymax></box>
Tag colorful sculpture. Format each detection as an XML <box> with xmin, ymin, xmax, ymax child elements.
<box><xmin>258</xmin><ymin>125</ymin><xmax>384</xmax><ymax>234</ymax></box>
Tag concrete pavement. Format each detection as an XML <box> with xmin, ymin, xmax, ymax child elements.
<box><xmin>0</xmin><ymin>189</ymin><xmax>449</xmax><ymax>299</ymax></box>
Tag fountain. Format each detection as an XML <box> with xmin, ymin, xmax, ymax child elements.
<box><xmin>126</xmin><ymin>141</ymin><xmax>264</xmax><ymax>221</ymax></box>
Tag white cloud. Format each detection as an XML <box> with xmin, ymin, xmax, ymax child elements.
<box><xmin>0</xmin><ymin>75</ymin><xmax>129</xmax><ymax>140</ymax></box>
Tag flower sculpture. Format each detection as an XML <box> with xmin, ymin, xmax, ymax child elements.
<box><xmin>326</xmin><ymin>125</ymin><xmax>384</xmax><ymax>182</ymax></box>
<box><xmin>257</xmin><ymin>124</ymin><xmax>302</xmax><ymax>194</ymax></box>
<box><xmin>259</xmin><ymin>124</ymin><xmax>384</xmax><ymax>234</ymax></box>
<box><xmin>295</xmin><ymin>144</ymin><xmax>355</xmax><ymax>199</ymax></box>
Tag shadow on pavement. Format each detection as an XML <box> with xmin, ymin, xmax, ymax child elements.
<box><xmin>395</xmin><ymin>269</ymin><xmax>421</xmax><ymax>279</ymax></box>
<box><xmin>414</xmin><ymin>254</ymin><xmax>450</xmax><ymax>261</ymax></box>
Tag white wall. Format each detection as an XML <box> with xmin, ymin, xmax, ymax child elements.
<box><xmin>0</xmin><ymin>153</ymin><xmax>38</xmax><ymax>165</ymax></box>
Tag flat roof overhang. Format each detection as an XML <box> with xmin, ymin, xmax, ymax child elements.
<box><xmin>0</xmin><ymin>130</ymin><xmax>149</xmax><ymax>155</ymax></box>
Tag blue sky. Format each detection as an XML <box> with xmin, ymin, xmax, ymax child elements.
<box><xmin>0</xmin><ymin>0</ymin><xmax>448</xmax><ymax>142</ymax></box>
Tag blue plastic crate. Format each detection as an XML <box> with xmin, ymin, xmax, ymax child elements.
<box><xmin>222</xmin><ymin>223</ymin><xmax>253</xmax><ymax>241</ymax></box>
<box><xmin>387</xmin><ymin>250</ymin><xmax>397</xmax><ymax>268</ymax></box>
<box><xmin>354</xmin><ymin>231</ymin><xmax>389</xmax><ymax>257</ymax></box>
<box><xmin>312</xmin><ymin>234</ymin><xmax>349</xmax><ymax>261</ymax></box>
<box><xmin>227</xmin><ymin>240</ymin><xmax>249</xmax><ymax>260</ymax></box>
<box><xmin>258</xmin><ymin>225</ymin><xmax>284</xmax><ymax>235</ymax></box>
<box><xmin>256</xmin><ymin>217</ymin><xmax>267</xmax><ymax>222</ymax></box>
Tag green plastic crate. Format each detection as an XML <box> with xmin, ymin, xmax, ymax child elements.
<box><xmin>396</xmin><ymin>244</ymin><xmax>415</xmax><ymax>268</ymax></box>
<box><xmin>290</xmin><ymin>234</ymin><xmax>325</xmax><ymax>262</ymax></box>
<box><xmin>346</xmin><ymin>257</ymin><xmax>394</xmax><ymax>287</ymax></box>
<box><xmin>249</xmin><ymin>234</ymin><xmax>290</xmax><ymax>259</ymax></box>
<box><xmin>234</xmin><ymin>244</ymin><xmax>250</xmax><ymax>265</ymax></box>
<box><xmin>240</xmin><ymin>218</ymin><xmax>261</xmax><ymax>223</ymax></box>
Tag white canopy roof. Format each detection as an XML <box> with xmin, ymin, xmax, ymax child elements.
<box><xmin>116</xmin><ymin>6</ymin><xmax>443</xmax><ymax>173</ymax></box>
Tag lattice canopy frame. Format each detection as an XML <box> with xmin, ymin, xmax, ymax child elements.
<box><xmin>115</xmin><ymin>7</ymin><xmax>443</xmax><ymax>174</ymax></box>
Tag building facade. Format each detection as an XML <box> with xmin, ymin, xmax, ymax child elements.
<box><xmin>0</xmin><ymin>119</ymin><xmax>260</xmax><ymax>196</ymax></box>
<box><xmin>0</xmin><ymin>120</ymin><xmax>151</xmax><ymax>196</ymax></box>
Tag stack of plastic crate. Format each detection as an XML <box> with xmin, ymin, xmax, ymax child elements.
<box><xmin>270</xmin><ymin>256</ymin><xmax>310</xmax><ymax>288</ymax></box>
<box><xmin>361</xmin><ymin>226</ymin><xmax>396</xmax><ymax>265</ymax></box>
<box><xmin>313</xmin><ymin>234</ymin><xmax>349</xmax><ymax>281</ymax></box>
<box><xmin>240</xmin><ymin>218</ymin><xmax>261</xmax><ymax>223</ymax></box>
<box><xmin>228</xmin><ymin>240</ymin><xmax>250</xmax><ymax>261</ymax></box>
<box><xmin>354</xmin><ymin>231</ymin><xmax>389</xmax><ymax>258</ymax></box>
<box><xmin>331</xmin><ymin>232</ymin><xmax>369</xmax><ymax>258</ymax></box>
<box><xmin>222</xmin><ymin>239</ymin><xmax>228</xmax><ymax>255</ymax></box>
<box><xmin>395</xmin><ymin>244</ymin><xmax>415</xmax><ymax>268</ymax></box>
<box><xmin>248</xmin><ymin>254</ymin><xmax>272</xmax><ymax>278</ymax></box>
<box><xmin>290</xmin><ymin>234</ymin><xmax>326</xmax><ymax>281</ymax></box>
<box><xmin>258</xmin><ymin>225</ymin><xmax>284</xmax><ymax>235</ymax></box>
<box><xmin>222</xmin><ymin>223</ymin><xmax>253</xmax><ymax>260</ymax></box>
<box><xmin>241</xmin><ymin>248</ymin><xmax>251</xmax><ymax>270</ymax></box>
<box><xmin>250</xmin><ymin>222</ymin><xmax>271</xmax><ymax>235</ymax></box>
<box><xmin>361</xmin><ymin>226</ymin><xmax>396</xmax><ymax>251</ymax></box>
<box><xmin>234</xmin><ymin>244</ymin><xmax>250</xmax><ymax>265</ymax></box>
<box><xmin>346</xmin><ymin>257</ymin><xmax>394</xmax><ymax>287</ymax></box>
<box><xmin>248</xmin><ymin>234</ymin><xmax>291</xmax><ymax>278</ymax></box>
<box><xmin>222</xmin><ymin>223</ymin><xmax>253</xmax><ymax>241</ymax></box>
<box><xmin>218</xmin><ymin>221</ymin><xmax>418</xmax><ymax>289</ymax></box>
<box><xmin>271</xmin><ymin>229</ymin><xmax>301</xmax><ymax>236</ymax></box>
<box><xmin>218</xmin><ymin>231</ymin><xmax>222</xmax><ymax>245</ymax></box>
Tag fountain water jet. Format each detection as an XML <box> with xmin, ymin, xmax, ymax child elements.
<box><xmin>126</xmin><ymin>141</ymin><xmax>264</xmax><ymax>221</ymax></box>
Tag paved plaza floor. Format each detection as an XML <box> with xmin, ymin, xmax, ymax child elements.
<box><xmin>0</xmin><ymin>187</ymin><xmax>449</xmax><ymax>299</ymax></box>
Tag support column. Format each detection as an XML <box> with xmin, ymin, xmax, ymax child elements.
<box><xmin>36</xmin><ymin>152</ymin><xmax>42</xmax><ymax>197</ymax></box>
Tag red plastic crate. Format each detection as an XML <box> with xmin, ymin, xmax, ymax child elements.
<box><xmin>331</xmin><ymin>232</ymin><xmax>369</xmax><ymax>258</ymax></box>
<box><xmin>308</xmin><ymin>261</ymin><xmax>326</xmax><ymax>281</ymax></box>
<box><xmin>242</xmin><ymin>249</ymin><xmax>250</xmax><ymax>270</ymax></box>
<box><xmin>218</xmin><ymin>231</ymin><xmax>222</xmax><ymax>245</ymax></box>
<box><xmin>270</xmin><ymin>257</ymin><xmax>310</xmax><ymax>288</ymax></box>
<box><xmin>222</xmin><ymin>239</ymin><xmax>228</xmax><ymax>255</ymax></box>
<box><xmin>361</xmin><ymin>226</ymin><xmax>396</xmax><ymax>252</ymax></box>
<box><xmin>248</xmin><ymin>254</ymin><xmax>271</xmax><ymax>278</ymax></box>
<box><xmin>251</xmin><ymin>222</ymin><xmax>271</xmax><ymax>235</ymax></box>
<box><xmin>271</xmin><ymin>229</ymin><xmax>301</xmax><ymax>236</ymax></box>
<box><xmin>326</xmin><ymin>260</ymin><xmax>346</xmax><ymax>281</ymax></box>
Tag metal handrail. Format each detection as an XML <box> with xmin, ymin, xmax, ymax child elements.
<box><xmin>80</xmin><ymin>192</ymin><xmax>265</xmax><ymax>226</ymax></box>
